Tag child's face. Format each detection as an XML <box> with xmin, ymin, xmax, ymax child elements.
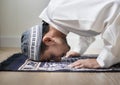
<box><xmin>40</xmin><ymin>26</ymin><xmax>70</xmax><ymax>61</ymax></box>
<box><xmin>41</xmin><ymin>37</ymin><xmax>70</xmax><ymax>61</ymax></box>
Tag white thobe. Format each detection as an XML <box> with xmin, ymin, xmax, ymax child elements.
<box><xmin>39</xmin><ymin>0</ymin><xmax>120</xmax><ymax>67</ymax></box>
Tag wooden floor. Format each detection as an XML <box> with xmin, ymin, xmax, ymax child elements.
<box><xmin>0</xmin><ymin>48</ymin><xmax>120</xmax><ymax>85</ymax></box>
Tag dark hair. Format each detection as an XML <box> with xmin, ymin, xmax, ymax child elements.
<box><xmin>40</xmin><ymin>21</ymin><xmax>49</xmax><ymax>54</ymax></box>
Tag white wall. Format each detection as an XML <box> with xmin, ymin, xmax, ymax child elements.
<box><xmin>0</xmin><ymin>2</ymin><xmax>1</xmax><ymax>32</ymax></box>
<box><xmin>0</xmin><ymin>2</ymin><xmax>1</xmax><ymax>25</ymax></box>
<box><xmin>0</xmin><ymin>0</ymin><xmax>104</xmax><ymax>49</ymax></box>
<box><xmin>0</xmin><ymin>0</ymin><xmax>50</xmax><ymax>47</ymax></box>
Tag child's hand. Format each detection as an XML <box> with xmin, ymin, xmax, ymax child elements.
<box><xmin>65</xmin><ymin>51</ymin><xmax>80</xmax><ymax>58</ymax></box>
<box><xmin>68</xmin><ymin>59</ymin><xmax>101</xmax><ymax>69</ymax></box>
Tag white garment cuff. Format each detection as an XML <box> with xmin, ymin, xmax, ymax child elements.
<box><xmin>96</xmin><ymin>49</ymin><xmax>118</xmax><ymax>68</ymax></box>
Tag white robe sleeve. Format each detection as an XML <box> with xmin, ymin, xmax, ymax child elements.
<box><xmin>97</xmin><ymin>13</ymin><xmax>120</xmax><ymax>67</ymax></box>
<box><xmin>67</xmin><ymin>33</ymin><xmax>95</xmax><ymax>55</ymax></box>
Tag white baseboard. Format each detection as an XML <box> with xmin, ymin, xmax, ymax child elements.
<box><xmin>0</xmin><ymin>36</ymin><xmax>21</xmax><ymax>47</ymax></box>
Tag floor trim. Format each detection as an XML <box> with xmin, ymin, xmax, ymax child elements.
<box><xmin>0</xmin><ymin>36</ymin><xmax>20</xmax><ymax>47</ymax></box>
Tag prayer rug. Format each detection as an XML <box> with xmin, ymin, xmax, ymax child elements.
<box><xmin>0</xmin><ymin>53</ymin><xmax>120</xmax><ymax>72</ymax></box>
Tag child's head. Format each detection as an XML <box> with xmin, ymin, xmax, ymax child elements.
<box><xmin>21</xmin><ymin>21</ymin><xmax>70</xmax><ymax>62</ymax></box>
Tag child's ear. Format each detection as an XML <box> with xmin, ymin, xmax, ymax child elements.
<box><xmin>42</xmin><ymin>36</ymin><xmax>55</xmax><ymax>46</ymax></box>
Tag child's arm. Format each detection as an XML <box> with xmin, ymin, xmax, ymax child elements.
<box><xmin>66</xmin><ymin>32</ymin><xmax>95</xmax><ymax>57</ymax></box>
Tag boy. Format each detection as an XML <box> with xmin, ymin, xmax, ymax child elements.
<box><xmin>21</xmin><ymin>0</ymin><xmax>120</xmax><ymax>68</ymax></box>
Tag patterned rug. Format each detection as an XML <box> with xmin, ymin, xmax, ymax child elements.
<box><xmin>0</xmin><ymin>53</ymin><xmax>120</xmax><ymax>72</ymax></box>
